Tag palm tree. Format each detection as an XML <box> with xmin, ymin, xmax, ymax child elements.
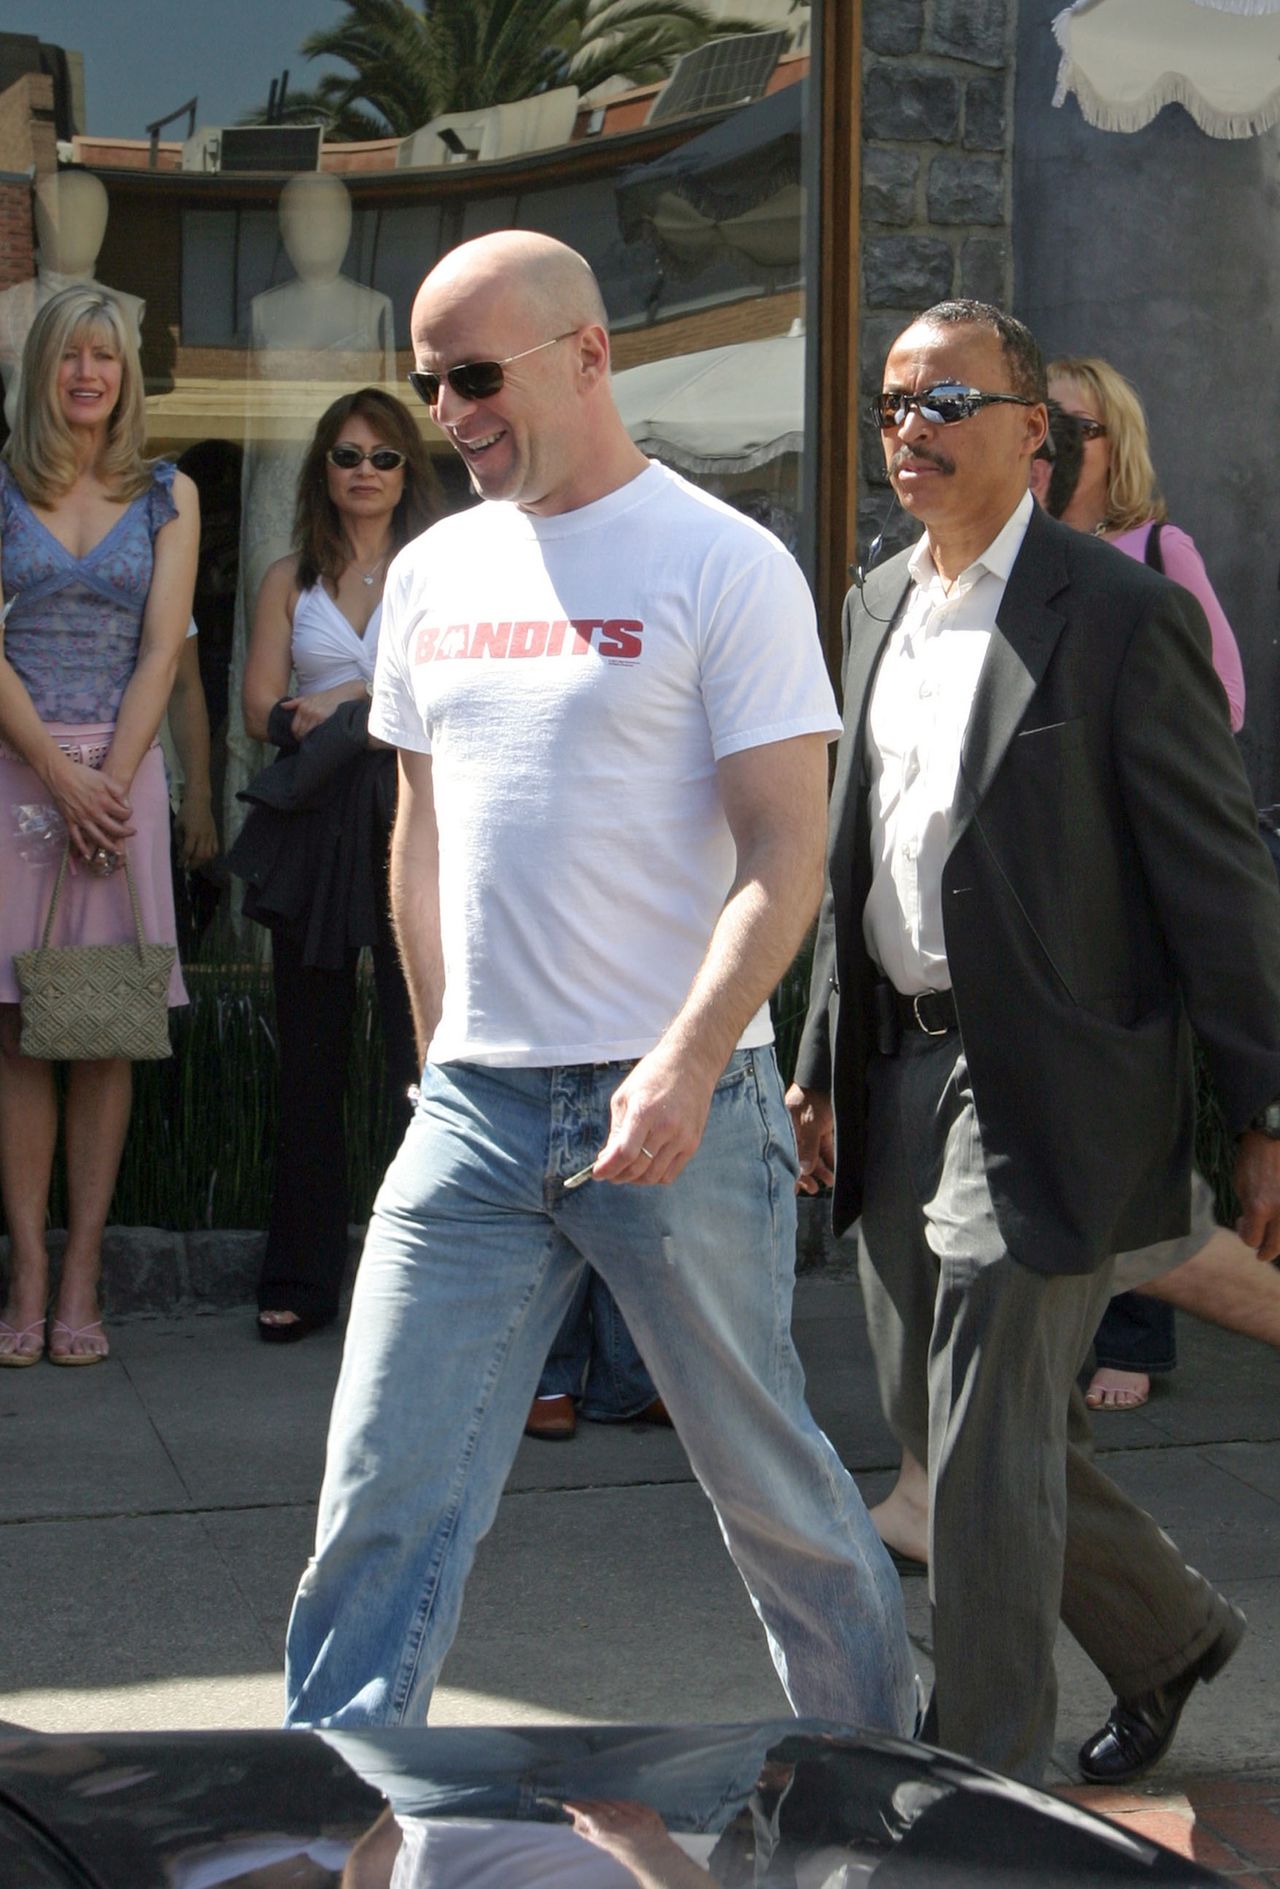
<box><xmin>244</xmin><ymin>0</ymin><xmax>770</xmax><ymax>141</ymax></box>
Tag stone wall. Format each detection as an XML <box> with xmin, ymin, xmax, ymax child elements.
<box><xmin>857</xmin><ymin>0</ymin><xmax>1017</xmax><ymax>554</ymax></box>
<box><xmin>1012</xmin><ymin>0</ymin><xmax>1280</xmax><ymax>802</ymax></box>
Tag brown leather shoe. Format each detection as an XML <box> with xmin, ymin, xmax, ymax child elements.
<box><xmin>525</xmin><ymin>1394</ymin><xmax>577</xmax><ymax>1441</ymax></box>
<box><xmin>632</xmin><ymin>1395</ymin><xmax>674</xmax><ymax>1427</ymax></box>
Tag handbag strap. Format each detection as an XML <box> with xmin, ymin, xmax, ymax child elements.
<box><xmin>1144</xmin><ymin>520</ymin><xmax>1165</xmax><ymax>575</ymax></box>
<box><xmin>39</xmin><ymin>844</ymin><xmax>149</xmax><ymax>961</ymax></box>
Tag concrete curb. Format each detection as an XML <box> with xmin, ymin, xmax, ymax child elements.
<box><xmin>3</xmin><ymin>1198</ymin><xmax>854</xmax><ymax>1317</ymax></box>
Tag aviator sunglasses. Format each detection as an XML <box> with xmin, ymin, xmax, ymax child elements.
<box><xmin>327</xmin><ymin>444</ymin><xmax>407</xmax><ymax>471</ymax></box>
<box><xmin>871</xmin><ymin>382</ymin><xmax>1036</xmax><ymax>430</ymax></box>
<box><xmin>407</xmin><ymin>331</ymin><xmax>577</xmax><ymax>408</ymax></box>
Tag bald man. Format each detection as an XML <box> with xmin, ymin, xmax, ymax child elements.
<box><xmin>283</xmin><ymin>233</ymin><xmax>917</xmax><ymax>1733</ymax></box>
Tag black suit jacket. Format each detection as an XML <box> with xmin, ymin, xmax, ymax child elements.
<box><xmin>794</xmin><ymin>504</ymin><xmax>1280</xmax><ymax>1274</ymax></box>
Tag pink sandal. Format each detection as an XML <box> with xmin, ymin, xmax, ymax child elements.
<box><xmin>47</xmin><ymin>1317</ymin><xmax>109</xmax><ymax>1367</ymax></box>
<box><xmin>0</xmin><ymin>1317</ymin><xmax>45</xmax><ymax>1368</ymax></box>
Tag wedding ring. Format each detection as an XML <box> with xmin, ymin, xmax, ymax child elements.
<box><xmin>641</xmin><ymin>1146</ymin><xmax>655</xmax><ymax>1159</ymax></box>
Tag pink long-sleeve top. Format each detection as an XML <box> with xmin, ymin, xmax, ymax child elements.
<box><xmin>1110</xmin><ymin>520</ymin><xmax>1246</xmax><ymax>733</ymax></box>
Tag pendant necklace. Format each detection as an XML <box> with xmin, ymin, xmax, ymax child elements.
<box><xmin>353</xmin><ymin>550</ymin><xmax>388</xmax><ymax>588</ymax></box>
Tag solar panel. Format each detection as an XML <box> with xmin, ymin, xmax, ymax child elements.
<box><xmin>647</xmin><ymin>30</ymin><xmax>788</xmax><ymax>126</ymax></box>
<box><xmin>217</xmin><ymin>125</ymin><xmax>323</xmax><ymax>174</ymax></box>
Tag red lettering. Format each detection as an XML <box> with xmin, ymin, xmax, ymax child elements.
<box><xmin>510</xmin><ymin>619</ymin><xmax>549</xmax><ymax>659</ymax></box>
<box><xmin>597</xmin><ymin>618</ymin><xmax>643</xmax><ymax>660</ymax></box>
<box><xmin>416</xmin><ymin>616</ymin><xmax>643</xmax><ymax>665</ymax></box>
<box><xmin>470</xmin><ymin>621</ymin><xmax>511</xmax><ymax>659</ymax></box>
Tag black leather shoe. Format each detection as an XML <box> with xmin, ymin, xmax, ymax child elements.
<box><xmin>1078</xmin><ymin>1605</ymin><xmax>1245</xmax><ymax>1784</ymax></box>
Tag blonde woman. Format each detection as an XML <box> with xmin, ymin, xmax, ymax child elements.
<box><xmin>0</xmin><ymin>286</ymin><xmax>197</xmax><ymax>1366</ymax></box>
<box><xmin>1042</xmin><ymin>353</ymin><xmax>1248</xmax><ymax>1410</ymax></box>
<box><xmin>1048</xmin><ymin>354</ymin><xmax>1245</xmax><ymax>733</ymax></box>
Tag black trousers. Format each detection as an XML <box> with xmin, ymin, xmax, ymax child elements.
<box><xmin>257</xmin><ymin>924</ymin><xmax>418</xmax><ymax>1322</ymax></box>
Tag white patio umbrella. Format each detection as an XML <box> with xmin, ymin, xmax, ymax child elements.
<box><xmin>1053</xmin><ymin>0</ymin><xmax>1280</xmax><ymax>136</ymax></box>
<box><xmin>611</xmin><ymin>325</ymin><xmax>804</xmax><ymax>476</ymax></box>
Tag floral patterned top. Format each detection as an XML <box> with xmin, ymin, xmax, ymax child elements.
<box><xmin>0</xmin><ymin>459</ymin><xmax>178</xmax><ymax>724</ymax></box>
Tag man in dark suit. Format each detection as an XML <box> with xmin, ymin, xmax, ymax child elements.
<box><xmin>788</xmin><ymin>299</ymin><xmax>1280</xmax><ymax>1785</ymax></box>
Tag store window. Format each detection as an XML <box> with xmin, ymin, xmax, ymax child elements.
<box><xmin>0</xmin><ymin>7</ymin><xmax>826</xmax><ymax>926</ymax></box>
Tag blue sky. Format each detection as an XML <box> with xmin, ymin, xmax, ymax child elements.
<box><xmin>20</xmin><ymin>2</ymin><xmax>348</xmax><ymax>139</ymax></box>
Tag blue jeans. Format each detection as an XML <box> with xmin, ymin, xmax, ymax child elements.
<box><xmin>284</xmin><ymin>1049</ymin><xmax>915</xmax><ymax>1734</ymax></box>
<box><xmin>537</xmin><ymin>1267</ymin><xmax>657</xmax><ymax>1419</ymax></box>
<box><xmin>1092</xmin><ymin>1291</ymin><xmax>1177</xmax><ymax>1374</ymax></box>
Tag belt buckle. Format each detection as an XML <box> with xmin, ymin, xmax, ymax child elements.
<box><xmin>912</xmin><ymin>992</ymin><xmax>948</xmax><ymax>1038</ymax></box>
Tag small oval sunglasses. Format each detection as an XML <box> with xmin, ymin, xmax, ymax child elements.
<box><xmin>327</xmin><ymin>444</ymin><xmax>407</xmax><ymax>472</ymax></box>
<box><xmin>407</xmin><ymin>331</ymin><xmax>576</xmax><ymax>408</ymax></box>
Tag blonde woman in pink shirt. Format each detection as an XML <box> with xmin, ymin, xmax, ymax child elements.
<box><xmin>1046</xmin><ymin>355</ymin><xmax>1247</xmax><ymax>1412</ymax></box>
<box><xmin>1048</xmin><ymin>354</ymin><xmax>1245</xmax><ymax>732</ymax></box>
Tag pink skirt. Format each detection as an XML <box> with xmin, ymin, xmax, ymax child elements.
<box><xmin>0</xmin><ymin>723</ymin><xmax>187</xmax><ymax>1008</ymax></box>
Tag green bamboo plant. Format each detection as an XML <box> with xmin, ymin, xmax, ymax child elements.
<box><xmin>38</xmin><ymin>961</ymin><xmax>402</xmax><ymax>1232</ymax></box>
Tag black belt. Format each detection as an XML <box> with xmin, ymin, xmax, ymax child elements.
<box><xmin>874</xmin><ymin>981</ymin><xmax>959</xmax><ymax>1052</ymax></box>
<box><xmin>895</xmin><ymin>986</ymin><xmax>958</xmax><ymax>1036</ymax></box>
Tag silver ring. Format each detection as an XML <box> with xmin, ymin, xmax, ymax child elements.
<box><xmin>641</xmin><ymin>1146</ymin><xmax>655</xmax><ymax>1159</ymax></box>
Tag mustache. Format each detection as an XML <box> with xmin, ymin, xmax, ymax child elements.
<box><xmin>890</xmin><ymin>445</ymin><xmax>955</xmax><ymax>477</ymax></box>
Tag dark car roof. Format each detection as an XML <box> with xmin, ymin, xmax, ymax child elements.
<box><xmin>0</xmin><ymin>1718</ymin><xmax>1228</xmax><ymax>1888</ymax></box>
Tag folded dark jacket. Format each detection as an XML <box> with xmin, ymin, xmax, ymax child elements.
<box><xmin>227</xmin><ymin>697</ymin><xmax>396</xmax><ymax>969</ymax></box>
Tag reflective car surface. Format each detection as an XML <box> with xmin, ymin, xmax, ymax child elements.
<box><xmin>0</xmin><ymin>1719</ymin><xmax>1227</xmax><ymax>1887</ymax></box>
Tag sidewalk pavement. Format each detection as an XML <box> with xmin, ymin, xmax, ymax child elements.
<box><xmin>0</xmin><ymin>1265</ymin><xmax>1277</xmax><ymax>1875</ymax></box>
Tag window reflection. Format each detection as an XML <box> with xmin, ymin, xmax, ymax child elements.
<box><xmin>0</xmin><ymin>20</ymin><xmax>812</xmax><ymax>930</ymax></box>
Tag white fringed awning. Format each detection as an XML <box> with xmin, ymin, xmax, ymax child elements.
<box><xmin>612</xmin><ymin>327</ymin><xmax>804</xmax><ymax>476</ymax></box>
<box><xmin>1052</xmin><ymin>0</ymin><xmax>1280</xmax><ymax>137</ymax></box>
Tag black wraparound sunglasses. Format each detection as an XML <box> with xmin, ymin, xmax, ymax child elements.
<box><xmin>327</xmin><ymin>444</ymin><xmax>407</xmax><ymax>471</ymax></box>
<box><xmin>407</xmin><ymin>331</ymin><xmax>577</xmax><ymax>408</ymax></box>
<box><xmin>871</xmin><ymin>382</ymin><xmax>1036</xmax><ymax>430</ymax></box>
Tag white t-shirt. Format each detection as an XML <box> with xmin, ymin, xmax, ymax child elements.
<box><xmin>371</xmin><ymin>461</ymin><xmax>839</xmax><ymax>1067</ymax></box>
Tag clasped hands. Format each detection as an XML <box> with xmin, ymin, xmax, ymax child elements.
<box><xmin>52</xmin><ymin>754</ymin><xmax>133</xmax><ymax>869</ymax></box>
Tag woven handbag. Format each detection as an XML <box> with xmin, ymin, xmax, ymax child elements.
<box><xmin>13</xmin><ymin>846</ymin><xmax>175</xmax><ymax>1061</ymax></box>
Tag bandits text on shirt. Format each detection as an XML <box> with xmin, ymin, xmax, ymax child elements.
<box><xmin>411</xmin><ymin>617</ymin><xmax>643</xmax><ymax>663</ymax></box>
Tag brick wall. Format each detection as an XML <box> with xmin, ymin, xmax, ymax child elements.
<box><xmin>0</xmin><ymin>177</ymin><xmax>33</xmax><ymax>292</ymax></box>
<box><xmin>857</xmin><ymin>0</ymin><xmax>1016</xmax><ymax>549</ymax></box>
<box><xmin>0</xmin><ymin>72</ymin><xmax>58</xmax><ymax>296</ymax></box>
<box><xmin>0</xmin><ymin>72</ymin><xmax>55</xmax><ymax>180</ymax></box>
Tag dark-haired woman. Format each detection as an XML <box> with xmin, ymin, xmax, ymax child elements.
<box><xmin>233</xmin><ymin>388</ymin><xmax>438</xmax><ymax>1342</ymax></box>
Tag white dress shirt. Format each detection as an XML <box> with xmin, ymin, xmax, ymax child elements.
<box><xmin>862</xmin><ymin>490</ymin><xmax>1033</xmax><ymax>995</ymax></box>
